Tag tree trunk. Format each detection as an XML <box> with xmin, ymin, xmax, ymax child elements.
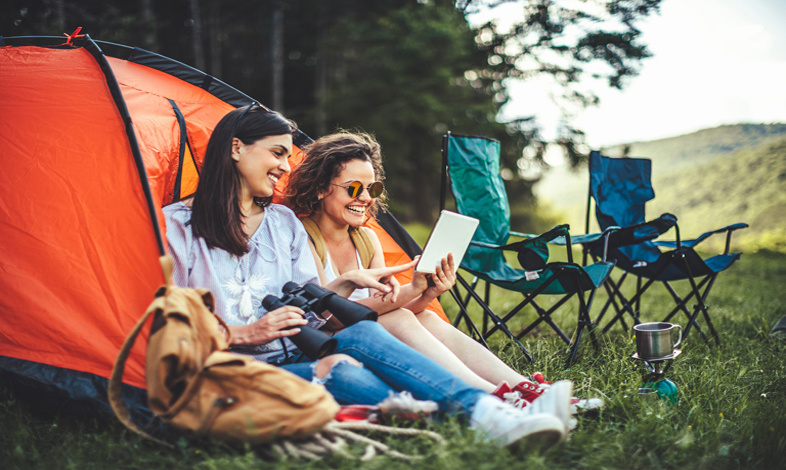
<box><xmin>208</xmin><ymin>0</ymin><xmax>222</xmax><ymax>78</ymax></box>
<box><xmin>189</xmin><ymin>0</ymin><xmax>205</xmax><ymax>70</ymax></box>
<box><xmin>53</xmin><ymin>0</ymin><xmax>65</xmax><ymax>34</ymax></box>
<box><xmin>314</xmin><ymin>1</ymin><xmax>330</xmax><ymax>137</ymax></box>
<box><xmin>139</xmin><ymin>0</ymin><xmax>155</xmax><ymax>50</ymax></box>
<box><xmin>271</xmin><ymin>4</ymin><xmax>284</xmax><ymax>113</ymax></box>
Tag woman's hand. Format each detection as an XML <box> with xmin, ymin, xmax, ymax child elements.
<box><xmin>423</xmin><ymin>254</ymin><xmax>456</xmax><ymax>299</ymax></box>
<box><xmin>409</xmin><ymin>256</ymin><xmax>430</xmax><ymax>293</ymax></box>
<box><xmin>340</xmin><ymin>259</ymin><xmax>418</xmax><ymax>303</ymax></box>
<box><xmin>229</xmin><ymin>306</ymin><xmax>307</xmax><ymax>346</ymax></box>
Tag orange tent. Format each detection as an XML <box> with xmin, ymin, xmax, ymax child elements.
<box><xmin>0</xmin><ymin>35</ymin><xmax>442</xmax><ymax>412</ymax></box>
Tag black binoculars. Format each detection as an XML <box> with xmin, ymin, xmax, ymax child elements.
<box><xmin>262</xmin><ymin>282</ymin><xmax>378</xmax><ymax>360</ymax></box>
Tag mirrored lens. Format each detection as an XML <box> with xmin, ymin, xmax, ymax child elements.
<box><xmin>343</xmin><ymin>181</ymin><xmax>384</xmax><ymax>199</ymax></box>
<box><xmin>346</xmin><ymin>181</ymin><xmax>364</xmax><ymax>198</ymax></box>
<box><xmin>367</xmin><ymin>181</ymin><xmax>384</xmax><ymax>198</ymax></box>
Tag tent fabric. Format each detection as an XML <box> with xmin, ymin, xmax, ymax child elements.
<box><xmin>0</xmin><ymin>36</ymin><xmax>445</xmax><ymax>410</ymax></box>
<box><xmin>0</xmin><ymin>44</ymin><xmax>164</xmax><ymax>390</ymax></box>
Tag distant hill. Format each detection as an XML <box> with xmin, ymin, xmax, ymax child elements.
<box><xmin>603</xmin><ymin>123</ymin><xmax>786</xmax><ymax>175</ymax></box>
<box><xmin>534</xmin><ymin>123</ymin><xmax>786</xmax><ymax>252</ymax></box>
<box><xmin>648</xmin><ymin>137</ymin><xmax>786</xmax><ymax>251</ymax></box>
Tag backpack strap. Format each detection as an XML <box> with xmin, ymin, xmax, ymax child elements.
<box><xmin>301</xmin><ymin>217</ymin><xmax>328</xmax><ymax>268</ymax></box>
<box><xmin>300</xmin><ymin>217</ymin><xmax>374</xmax><ymax>269</ymax></box>
<box><xmin>350</xmin><ymin>227</ymin><xmax>375</xmax><ymax>270</ymax></box>
<box><xmin>108</xmin><ymin>286</ymin><xmax>170</xmax><ymax>447</ymax></box>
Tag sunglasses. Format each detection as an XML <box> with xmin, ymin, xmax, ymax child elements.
<box><xmin>331</xmin><ymin>181</ymin><xmax>385</xmax><ymax>199</ymax></box>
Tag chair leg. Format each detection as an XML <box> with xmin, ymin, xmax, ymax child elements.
<box><xmin>448</xmin><ymin>281</ymin><xmax>491</xmax><ymax>350</ymax></box>
<box><xmin>582</xmin><ymin>285</ymin><xmax>601</xmax><ymax>350</ymax></box>
<box><xmin>483</xmin><ymin>281</ymin><xmax>492</xmax><ymax>335</ymax></box>
<box><xmin>454</xmin><ymin>274</ymin><xmax>535</xmax><ymax>362</ymax></box>
<box><xmin>597</xmin><ymin>280</ymin><xmax>631</xmax><ymax>333</ymax></box>
<box><xmin>515</xmin><ymin>298</ymin><xmax>574</xmax><ymax>346</ymax></box>
<box><xmin>594</xmin><ymin>273</ymin><xmax>623</xmax><ymax>327</ymax></box>
<box><xmin>509</xmin><ymin>284</ymin><xmax>573</xmax><ymax>343</ymax></box>
<box><xmin>565</xmin><ymin>277</ymin><xmax>599</xmax><ymax>367</ymax></box>
<box><xmin>661</xmin><ymin>280</ymin><xmax>711</xmax><ymax>343</ymax></box>
<box><xmin>602</xmin><ymin>276</ymin><xmax>653</xmax><ymax>334</ymax></box>
<box><xmin>678</xmin><ymin>257</ymin><xmax>721</xmax><ymax>345</ymax></box>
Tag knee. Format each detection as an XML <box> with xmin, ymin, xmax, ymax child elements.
<box><xmin>416</xmin><ymin>309</ymin><xmax>441</xmax><ymax>325</ymax></box>
<box><xmin>378</xmin><ymin>308</ymin><xmax>418</xmax><ymax>326</ymax></box>
<box><xmin>379</xmin><ymin>308</ymin><xmax>430</xmax><ymax>336</ymax></box>
<box><xmin>313</xmin><ymin>354</ymin><xmax>362</xmax><ymax>379</ymax></box>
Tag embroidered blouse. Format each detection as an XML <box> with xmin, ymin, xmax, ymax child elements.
<box><xmin>164</xmin><ymin>202</ymin><xmax>325</xmax><ymax>363</ymax></box>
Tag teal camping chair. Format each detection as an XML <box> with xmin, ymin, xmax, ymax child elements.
<box><xmin>581</xmin><ymin>150</ymin><xmax>748</xmax><ymax>344</ymax></box>
<box><xmin>440</xmin><ymin>133</ymin><xmax>616</xmax><ymax>365</ymax></box>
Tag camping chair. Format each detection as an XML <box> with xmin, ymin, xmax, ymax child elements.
<box><xmin>439</xmin><ymin>133</ymin><xmax>616</xmax><ymax>365</ymax></box>
<box><xmin>581</xmin><ymin>150</ymin><xmax>748</xmax><ymax>344</ymax></box>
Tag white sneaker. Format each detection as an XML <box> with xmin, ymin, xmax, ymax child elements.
<box><xmin>531</xmin><ymin>373</ymin><xmax>604</xmax><ymax>415</ymax></box>
<box><xmin>513</xmin><ymin>380</ymin><xmax>573</xmax><ymax>434</ymax></box>
<box><xmin>571</xmin><ymin>397</ymin><xmax>604</xmax><ymax>415</ymax></box>
<box><xmin>470</xmin><ymin>395</ymin><xmax>566</xmax><ymax>449</ymax></box>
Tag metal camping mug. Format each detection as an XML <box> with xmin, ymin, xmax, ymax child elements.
<box><xmin>634</xmin><ymin>322</ymin><xmax>683</xmax><ymax>360</ymax></box>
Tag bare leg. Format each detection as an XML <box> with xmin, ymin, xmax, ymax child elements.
<box><xmin>377</xmin><ymin>309</ymin><xmax>496</xmax><ymax>392</ymax></box>
<box><xmin>416</xmin><ymin>309</ymin><xmax>529</xmax><ymax>387</ymax></box>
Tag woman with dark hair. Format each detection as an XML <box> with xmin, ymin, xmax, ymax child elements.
<box><xmin>286</xmin><ymin>131</ymin><xmax>603</xmax><ymax>417</ymax></box>
<box><xmin>163</xmin><ymin>105</ymin><xmax>573</xmax><ymax>449</ymax></box>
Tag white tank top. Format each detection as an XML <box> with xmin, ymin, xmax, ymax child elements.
<box><xmin>323</xmin><ymin>249</ymin><xmax>370</xmax><ymax>302</ymax></box>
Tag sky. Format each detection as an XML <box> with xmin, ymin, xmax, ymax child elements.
<box><xmin>495</xmin><ymin>0</ymin><xmax>786</xmax><ymax>149</ymax></box>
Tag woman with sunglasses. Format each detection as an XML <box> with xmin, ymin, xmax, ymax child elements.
<box><xmin>163</xmin><ymin>105</ymin><xmax>572</xmax><ymax>449</ymax></box>
<box><xmin>286</xmin><ymin>131</ymin><xmax>602</xmax><ymax>417</ymax></box>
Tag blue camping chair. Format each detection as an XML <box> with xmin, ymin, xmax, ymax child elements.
<box><xmin>440</xmin><ymin>133</ymin><xmax>616</xmax><ymax>365</ymax></box>
<box><xmin>581</xmin><ymin>150</ymin><xmax>748</xmax><ymax>344</ymax></box>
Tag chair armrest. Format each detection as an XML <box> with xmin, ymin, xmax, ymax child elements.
<box><xmin>555</xmin><ymin>226</ymin><xmax>620</xmax><ymax>245</ymax></box>
<box><xmin>509</xmin><ymin>230</ymin><xmax>535</xmax><ymax>239</ymax></box>
<box><xmin>653</xmin><ymin>222</ymin><xmax>748</xmax><ymax>253</ymax></box>
<box><xmin>471</xmin><ymin>225</ymin><xmax>571</xmax><ymax>270</ymax></box>
<box><xmin>470</xmin><ymin>240</ymin><xmax>505</xmax><ymax>250</ymax></box>
<box><xmin>606</xmin><ymin>213</ymin><xmax>678</xmax><ymax>248</ymax></box>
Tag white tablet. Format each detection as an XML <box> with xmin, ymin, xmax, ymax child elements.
<box><xmin>415</xmin><ymin>210</ymin><xmax>480</xmax><ymax>273</ymax></box>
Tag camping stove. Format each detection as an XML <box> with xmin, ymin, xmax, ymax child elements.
<box><xmin>632</xmin><ymin>348</ymin><xmax>680</xmax><ymax>404</ymax></box>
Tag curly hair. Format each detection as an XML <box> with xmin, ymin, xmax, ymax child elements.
<box><xmin>286</xmin><ymin>131</ymin><xmax>386</xmax><ymax>222</ymax></box>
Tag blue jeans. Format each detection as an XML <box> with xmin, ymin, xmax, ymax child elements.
<box><xmin>280</xmin><ymin>321</ymin><xmax>485</xmax><ymax>416</ymax></box>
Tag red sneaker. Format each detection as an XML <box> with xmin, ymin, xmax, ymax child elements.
<box><xmin>335</xmin><ymin>405</ymin><xmax>380</xmax><ymax>423</ymax></box>
<box><xmin>511</xmin><ymin>379</ymin><xmax>546</xmax><ymax>403</ymax></box>
<box><xmin>491</xmin><ymin>381</ymin><xmax>513</xmax><ymax>399</ymax></box>
<box><xmin>492</xmin><ymin>380</ymin><xmax>543</xmax><ymax>409</ymax></box>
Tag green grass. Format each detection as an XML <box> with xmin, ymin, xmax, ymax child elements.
<box><xmin>2</xmin><ymin>251</ymin><xmax>786</xmax><ymax>469</ymax></box>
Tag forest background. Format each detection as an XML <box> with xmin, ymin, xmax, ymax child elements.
<box><xmin>3</xmin><ymin>0</ymin><xmax>784</xmax><ymax>252</ymax></box>
<box><xmin>2</xmin><ymin>0</ymin><xmax>662</xmax><ymax>222</ymax></box>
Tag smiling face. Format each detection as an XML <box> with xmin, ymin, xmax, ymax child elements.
<box><xmin>231</xmin><ymin>133</ymin><xmax>293</xmax><ymax>199</ymax></box>
<box><xmin>320</xmin><ymin>159</ymin><xmax>377</xmax><ymax>228</ymax></box>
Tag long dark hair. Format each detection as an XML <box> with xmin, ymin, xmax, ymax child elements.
<box><xmin>191</xmin><ymin>105</ymin><xmax>297</xmax><ymax>256</ymax></box>
<box><xmin>286</xmin><ymin>131</ymin><xmax>386</xmax><ymax>223</ymax></box>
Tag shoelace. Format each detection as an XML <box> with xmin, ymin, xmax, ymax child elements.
<box><xmin>501</xmin><ymin>391</ymin><xmax>529</xmax><ymax>409</ymax></box>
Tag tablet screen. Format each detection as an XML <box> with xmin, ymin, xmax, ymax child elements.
<box><xmin>415</xmin><ymin>210</ymin><xmax>479</xmax><ymax>273</ymax></box>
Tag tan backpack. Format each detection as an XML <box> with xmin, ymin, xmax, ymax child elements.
<box><xmin>301</xmin><ymin>217</ymin><xmax>375</xmax><ymax>269</ymax></box>
<box><xmin>108</xmin><ymin>256</ymin><xmax>339</xmax><ymax>445</ymax></box>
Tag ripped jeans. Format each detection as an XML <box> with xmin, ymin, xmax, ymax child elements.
<box><xmin>279</xmin><ymin>321</ymin><xmax>485</xmax><ymax>416</ymax></box>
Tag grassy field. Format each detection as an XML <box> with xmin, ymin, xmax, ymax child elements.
<box><xmin>2</xmin><ymin>249</ymin><xmax>785</xmax><ymax>469</ymax></box>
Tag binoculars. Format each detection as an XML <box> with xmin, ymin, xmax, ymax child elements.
<box><xmin>262</xmin><ymin>282</ymin><xmax>378</xmax><ymax>360</ymax></box>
